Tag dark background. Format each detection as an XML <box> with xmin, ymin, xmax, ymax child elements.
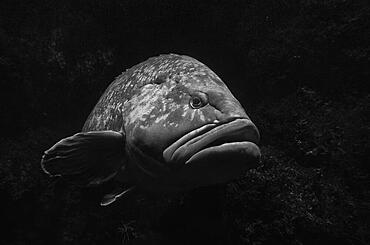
<box><xmin>0</xmin><ymin>0</ymin><xmax>369</xmax><ymax>244</ymax></box>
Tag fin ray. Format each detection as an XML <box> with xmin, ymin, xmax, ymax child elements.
<box><xmin>41</xmin><ymin>130</ymin><xmax>126</xmax><ymax>186</ymax></box>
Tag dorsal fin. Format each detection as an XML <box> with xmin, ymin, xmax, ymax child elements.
<box><xmin>41</xmin><ymin>131</ymin><xmax>126</xmax><ymax>186</ymax></box>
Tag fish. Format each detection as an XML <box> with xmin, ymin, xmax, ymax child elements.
<box><xmin>41</xmin><ymin>54</ymin><xmax>261</xmax><ymax>206</ymax></box>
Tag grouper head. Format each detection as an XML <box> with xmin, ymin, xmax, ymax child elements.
<box><xmin>121</xmin><ymin>55</ymin><xmax>261</xmax><ymax>191</ymax></box>
<box><xmin>41</xmin><ymin>54</ymin><xmax>261</xmax><ymax>204</ymax></box>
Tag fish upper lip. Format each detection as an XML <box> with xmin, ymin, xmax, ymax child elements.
<box><xmin>163</xmin><ymin>117</ymin><xmax>260</xmax><ymax>165</ymax></box>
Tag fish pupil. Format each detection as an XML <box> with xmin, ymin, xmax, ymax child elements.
<box><xmin>190</xmin><ymin>97</ymin><xmax>203</xmax><ymax>108</ymax></box>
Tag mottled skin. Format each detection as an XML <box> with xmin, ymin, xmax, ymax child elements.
<box><xmin>82</xmin><ymin>54</ymin><xmax>258</xmax><ymax>191</ymax></box>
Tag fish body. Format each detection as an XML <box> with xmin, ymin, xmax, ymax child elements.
<box><xmin>41</xmin><ymin>54</ymin><xmax>261</xmax><ymax>204</ymax></box>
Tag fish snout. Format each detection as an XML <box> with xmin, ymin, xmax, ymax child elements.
<box><xmin>209</xmin><ymin>91</ymin><xmax>252</xmax><ymax>124</ymax></box>
<box><xmin>236</xmin><ymin>118</ymin><xmax>260</xmax><ymax>145</ymax></box>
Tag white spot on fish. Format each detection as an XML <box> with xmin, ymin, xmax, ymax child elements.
<box><xmin>154</xmin><ymin>113</ymin><xmax>170</xmax><ymax>124</ymax></box>
<box><xmin>190</xmin><ymin>110</ymin><xmax>196</xmax><ymax>121</ymax></box>
<box><xmin>123</xmin><ymin>81</ymin><xmax>178</xmax><ymax>127</ymax></box>
<box><xmin>182</xmin><ymin>109</ymin><xmax>187</xmax><ymax>117</ymax></box>
<box><xmin>197</xmin><ymin>110</ymin><xmax>206</xmax><ymax>122</ymax></box>
<box><xmin>125</xmin><ymin>85</ymin><xmax>158</xmax><ymax>125</ymax></box>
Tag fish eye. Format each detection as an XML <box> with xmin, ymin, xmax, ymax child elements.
<box><xmin>189</xmin><ymin>93</ymin><xmax>207</xmax><ymax>109</ymax></box>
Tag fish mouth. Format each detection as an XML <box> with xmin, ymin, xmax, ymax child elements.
<box><xmin>163</xmin><ymin>118</ymin><xmax>261</xmax><ymax>186</ymax></box>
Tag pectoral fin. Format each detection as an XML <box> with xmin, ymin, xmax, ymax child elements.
<box><xmin>41</xmin><ymin>131</ymin><xmax>126</xmax><ymax>186</ymax></box>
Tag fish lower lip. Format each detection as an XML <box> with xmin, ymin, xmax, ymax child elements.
<box><xmin>163</xmin><ymin>118</ymin><xmax>260</xmax><ymax>165</ymax></box>
<box><xmin>180</xmin><ymin>142</ymin><xmax>260</xmax><ymax>186</ymax></box>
